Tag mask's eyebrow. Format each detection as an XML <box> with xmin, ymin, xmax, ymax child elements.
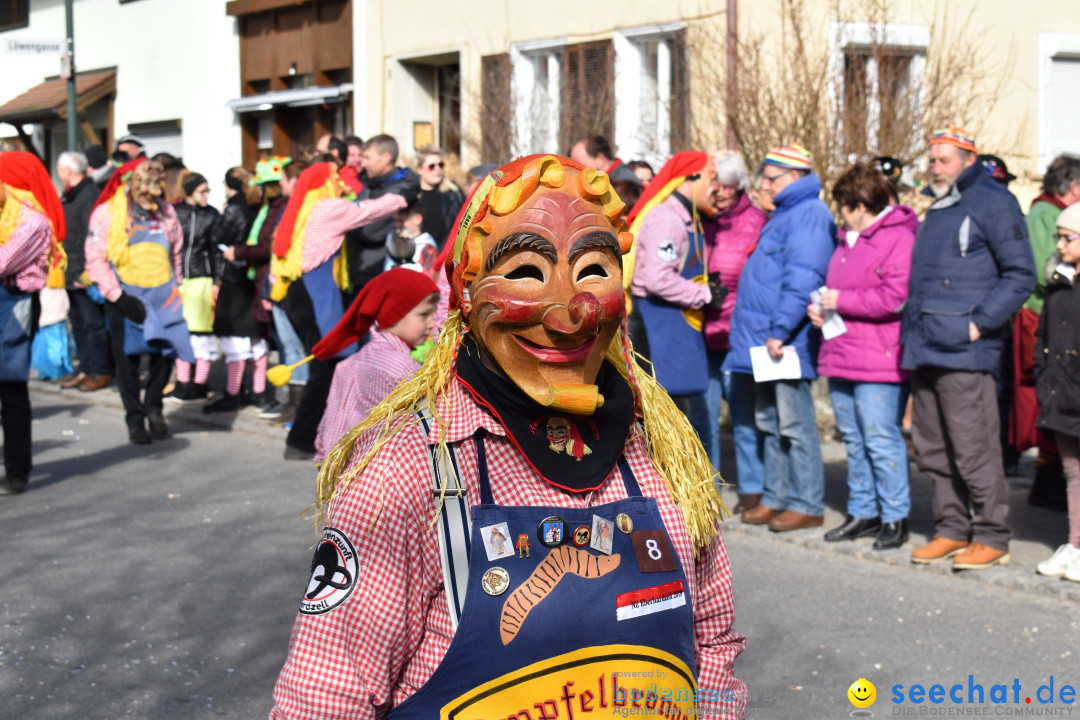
<box><xmin>568</xmin><ymin>231</ymin><xmax>620</xmax><ymax>264</ymax></box>
<box><xmin>484</xmin><ymin>232</ymin><xmax>558</xmax><ymax>272</ymax></box>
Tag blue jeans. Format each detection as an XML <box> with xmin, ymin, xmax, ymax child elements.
<box><xmin>829</xmin><ymin>379</ymin><xmax>911</xmax><ymax>522</ymax></box>
<box><xmin>271</xmin><ymin>302</ymin><xmax>308</xmax><ymax>385</ymax></box>
<box><xmin>755</xmin><ymin>379</ymin><xmax>825</xmax><ymax>515</ymax></box>
<box><xmin>704</xmin><ymin>350</ymin><xmax>764</xmax><ymax>493</ymax></box>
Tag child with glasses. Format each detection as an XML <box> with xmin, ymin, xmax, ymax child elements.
<box><xmin>1034</xmin><ymin>203</ymin><xmax>1080</xmax><ymax>581</ymax></box>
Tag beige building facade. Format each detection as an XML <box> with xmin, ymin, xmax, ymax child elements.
<box><xmin>355</xmin><ymin>0</ymin><xmax>1080</xmax><ymax>200</ymax></box>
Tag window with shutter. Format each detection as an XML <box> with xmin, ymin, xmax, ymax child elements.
<box><xmin>560</xmin><ymin>40</ymin><xmax>614</xmax><ymax>155</ymax></box>
<box><xmin>0</xmin><ymin>0</ymin><xmax>29</xmax><ymax>32</ymax></box>
<box><xmin>1048</xmin><ymin>57</ymin><xmax>1080</xmax><ymax>161</ymax></box>
<box><xmin>831</xmin><ymin>22</ymin><xmax>928</xmax><ymax>159</ymax></box>
<box><xmin>670</xmin><ymin>28</ymin><xmax>691</xmax><ymax>153</ymax></box>
<box><xmin>613</xmin><ymin>23</ymin><xmax>687</xmax><ymax>167</ymax></box>
<box><xmin>481</xmin><ymin>53</ymin><xmax>512</xmax><ymax>164</ymax></box>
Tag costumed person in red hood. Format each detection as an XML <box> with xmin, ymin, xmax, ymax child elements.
<box><xmin>270</xmin><ymin>162</ymin><xmax>407</xmax><ymax>460</ymax></box>
<box><xmin>85</xmin><ymin>158</ymin><xmax>195</xmax><ymax>444</ymax></box>
<box><xmin>0</xmin><ymin>152</ymin><xmax>65</xmax><ymax>495</ymax></box>
<box><xmin>269</xmin><ymin>155</ymin><xmax>746</xmax><ymax>719</ymax></box>
<box><xmin>623</xmin><ymin>151</ymin><xmax>728</xmax><ymax>439</ymax></box>
<box><xmin>313</xmin><ymin>266</ymin><xmax>439</xmax><ymax>463</ymax></box>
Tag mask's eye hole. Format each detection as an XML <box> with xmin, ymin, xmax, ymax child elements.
<box><xmin>503</xmin><ymin>264</ymin><xmax>544</xmax><ymax>281</ymax></box>
<box><xmin>577</xmin><ymin>263</ymin><xmax>608</xmax><ymax>281</ymax></box>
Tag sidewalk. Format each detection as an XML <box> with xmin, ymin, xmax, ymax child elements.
<box><xmin>31</xmin><ymin>377</ymin><xmax>1080</xmax><ymax>604</ymax></box>
<box><xmin>30</xmin><ymin>377</ymin><xmax>290</xmax><ymax>441</ymax></box>
<box><xmin>716</xmin><ymin>441</ymin><xmax>1080</xmax><ymax>605</ymax></box>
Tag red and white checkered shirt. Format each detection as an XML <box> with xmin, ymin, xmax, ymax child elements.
<box><xmin>271</xmin><ymin>379</ymin><xmax>748</xmax><ymax>719</ymax></box>
<box><xmin>302</xmin><ymin>195</ymin><xmax>407</xmax><ymax>274</ymax></box>
<box><xmin>0</xmin><ymin>203</ymin><xmax>50</xmax><ymax>292</ymax></box>
<box><xmin>84</xmin><ymin>199</ymin><xmax>183</xmax><ymax>302</ymax></box>
<box><xmin>314</xmin><ymin>331</ymin><xmax>422</xmax><ymax>464</ymax></box>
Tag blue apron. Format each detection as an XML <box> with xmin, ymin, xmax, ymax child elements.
<box><xmin>637</xmin><ymin>230</ymin><xmax>709</xmax><ymax>395</ymax></box>
<box><xmin>0</xmin><ymin>286</ymin><xmax>33</xmax><ymax>382</ymax></box>
<box><xmin>116</xmin><ymin>220</ymin><xmax>195</xmax><ymax>363</ymax></box>
<box><xmin>388</xmin><ymin>436</ymin><xmax>699</xmax><ymax>719</ymax></box>
<box><xmin>301</xmin><ymin>254</ymin><xmax>356</xmax><ymax>359</ymax></box>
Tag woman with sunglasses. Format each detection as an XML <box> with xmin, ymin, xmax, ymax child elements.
<box><xmin>415</xmin><ymin>146</ymin><xmax>464</xmax><ymax>248</ymax></box>
<box><xmin>1033</xmin><ymin>204</ymin><xmax>1080</xmax><ymax>582</ymax></box>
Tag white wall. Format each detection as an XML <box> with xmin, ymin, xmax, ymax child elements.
<box><xmin>0</xmin><ymin>0</ymin><xmax>242</xmax><ymax>207</ymax></box>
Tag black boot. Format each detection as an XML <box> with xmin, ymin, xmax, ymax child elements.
<box><xmin>203</xmin><ymin>392</ymin><xmax>243</xmax><ymax>414</ymax></box>
<box><xmin>824</xmin><ymin>515</ymin><xmax>881</xmax><ymax>542</ymax></box>
<box><xmin>873</xmin><ymin>519</ymin><xmax>909</xmax><ymax>550</ymax></box>
<box><xmin>148</xmin><ymin>411</ymin><xmax>169</xmax><ymax>439</ymax></box>
<box><xmin>129</xmin><ymin>420</ymin><xmax>153</xmax><ymax>445</ymax></box>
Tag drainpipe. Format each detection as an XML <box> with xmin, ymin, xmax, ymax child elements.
<box><xmin>726</xmin><ymin>0</ymin><xmax>738</xmax><ymax>150</ymax></box>
<box><xmin>65</xmin><ymin>0</ymin><xmax>77</xmax><ymax>151</ymax></box>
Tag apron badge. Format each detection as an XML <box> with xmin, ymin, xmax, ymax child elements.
<box><xmin>616</xmin><ymin>580</ymin><xmax>686</xmax><ymax>621</ymax></box>
<box><xmin>572</xmin><ymin>525</ymin><xmax>591</xmax><ymax>547</ymax></box>
<box><xmin>616</xmin><ymin>512</ymin><xmax>634</xmax><ymax>534</ymax></box>
<box><xmin>538</xmin><ymin>516</ymin><xmax>567</xmax><ymax>547</ymax></box>
<box><xmin>481</xmin><ymin>522</ymin><xmax>515</xmax><ymax>562</ymax></box>
<box><xmin>482</xmin><ymin>566</ymin><xmax>511</xmax><ymax>596</ymax></box>
<box><xmin>516</xmin><ymin>533</ymin><xmax>530</xmax><ymax>558</ymax></box>
<box><xmin>631</xmin><ymin>529</ymin><xmax>677</xmax><ymax>573</ymax></box>
<box><xmin>590</xmin><ymin>515</ymin><xmax>614</xmax><ymax>555</ymax></box>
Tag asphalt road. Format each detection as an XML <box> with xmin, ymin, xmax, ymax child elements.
<box><xmin>2</xmin><ymin>388</ymin><xmax>1078</xmax><ymax>719</ymax></box>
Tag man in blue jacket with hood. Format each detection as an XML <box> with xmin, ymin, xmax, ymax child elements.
<box><xmin>903</xmin><ymin>126</ymin><xmax>1035</xmax><ymax>570</ymax></box>
<box><xmin>724</xmin><ymin>143</ymin><xmax>836</xmax><ymax>532</ymax></box>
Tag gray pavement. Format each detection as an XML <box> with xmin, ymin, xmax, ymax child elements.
<box><xmin>2</xmin><ymin>380</ymin><xmax>1078</xmax><ymax>719</ymax></box>
<box><xmin>2</xmin><ymin>384</ymin><xmax>315</xmax><ymax>719</ymax></box>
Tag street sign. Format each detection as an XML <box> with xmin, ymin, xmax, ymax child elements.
<box><xmin>4</xmin><ymin>39</ymin><xmax>66</xmax><ymax>56</ymax></box>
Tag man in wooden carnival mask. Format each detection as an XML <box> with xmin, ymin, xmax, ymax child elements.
<box><xmin>269</xmin><ymin>155</ymin><xmax>747</xmax><ymax>720</ymax></box>
<box><xmin>449</xmin><ymin>155</ymin><xmax>634</xmax><ymax>415</ymax></box>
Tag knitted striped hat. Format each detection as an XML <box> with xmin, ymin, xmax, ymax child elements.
<box><xmin>763</xmin><ymin>142</ymin><xmax>812</xmax><ymax>170</ymax></box>
<box><xmin>929</xmin><ymin>125</ymin><xmax>977</xmax><ymax>153</ymax></box>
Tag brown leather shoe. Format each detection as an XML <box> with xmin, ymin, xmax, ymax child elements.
<box><xmin>733</xmin><ymin>493</ymin><xmax>762</xmax><ymax>514</ymax></box>
<box><xmin>952</xmin><ymin>542</ymin><xmax>1010</xmax><ymax>570</ymax></box>
<box><xmin>60</xmin><ymin>372</ymin><xmax>87</xmax><ymax>389</ymax></box>
<box><xmin>741</xmin><ymin>504</ymin><xmax>780</xmax><ymax>525</ymax></box>
<box><xmin>78</xmin><ymin>374</ymin><xmax>113</xmax><ymax>392</ymax></box>
<box><xmin>768</xmin><ymin>510</ymin><xmax>824</xmax><ymax>532</ymax></box>
<box><xmin>910</xmin><ymin>536</ymin><xmax>969</xmax><ymax>564</ymax></box>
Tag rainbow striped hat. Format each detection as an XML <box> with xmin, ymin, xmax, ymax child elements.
<box><xmin>763</xmin><ymin>142</ymin><xmax>812</xmax><ymax>171</ymax></box>
<box><xmin>929</xmin><ymin>125</ymin><xmax>977</xmax><ymax>153</ymax></box>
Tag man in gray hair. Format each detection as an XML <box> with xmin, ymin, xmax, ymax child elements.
<box><xmin>57</xmin><ymin>151</ymin><xmax>113</xmax><ymax>391</ymax></box>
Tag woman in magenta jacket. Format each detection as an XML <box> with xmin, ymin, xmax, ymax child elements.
<box><xmin>702</xmin><ymin>151</ymin><xmax>768</xmax><ymax>510</ymax></box>
<box><xmin>808</xmin><ymin>163</ymin><xmax>917</xmax><ymax>550</ymax></box>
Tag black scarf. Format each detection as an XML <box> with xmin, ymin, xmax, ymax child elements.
<box><xmin>455</xmin><ymin>337</ymin><xmax>635</xmax><ymax>493</ymax></box>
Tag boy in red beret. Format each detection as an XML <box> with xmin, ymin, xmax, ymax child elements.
<box><xmin>313</xmin><ymin>267</ymin><xmax>439</xmax><ymax>463</ymax></box>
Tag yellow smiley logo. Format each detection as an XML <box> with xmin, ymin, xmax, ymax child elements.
<box><xmin>848</xmin><ymin>678</ymin><xmax>876</xmax><ymax>708</ymax></box>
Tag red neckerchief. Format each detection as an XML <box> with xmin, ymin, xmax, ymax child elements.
<box><xmin>1032</xmin><ymin>193</ymin><xmax>1068</xmax><ymax>211</ymax></box>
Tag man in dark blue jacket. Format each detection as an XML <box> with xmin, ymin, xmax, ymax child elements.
<box><xmin>903</xmin><ymin>126</ymin><xmax>1036</xmax><ymax>570</ymax></box>
<box><xmin>725</xmin><ymin>143</ymin><xmax>836</xmax><ymax>532</ymax></box>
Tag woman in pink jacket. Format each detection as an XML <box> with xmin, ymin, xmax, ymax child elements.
<box><xmin>703</xmin><ymin>151</ymin><xmax>768</xmax><ymax>510</ymax></box>
<box><xmin>808</xmin><ymin>163</ymin><xmax>917</xmax><ymax>550</ymax></box>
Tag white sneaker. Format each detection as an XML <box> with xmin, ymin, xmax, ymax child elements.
<box><xmin>1065</xmin><ymin>554</ymin><xmax>1080</xmax><ymax>583</ymax></box>
<box><xmin>1037</xmin><ymin>543</ymin><xmax>1080</xmax><ymax>577</ymax></box>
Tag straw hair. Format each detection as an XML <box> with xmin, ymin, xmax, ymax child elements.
<box><xmin>315</xmin><ymin>311</ymin><xmax>729</xmax><ymax>557</ymax></box>
<box><xmin>0</xmin><ymin>186</ymin><xmax>67</xmax><ymax>287</ymax></box>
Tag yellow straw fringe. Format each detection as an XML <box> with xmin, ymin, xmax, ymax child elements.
<box><xmin>274</xmin><ymin>177</ymin><xmax>340</xmax><ymax>283</ymax></box>
<box><xmin>0</xmin><ymin>187</ymin><xmax>23</xmax><ymax>246</ymax></box>
<box><xmin>0</xmin><ymin>187</ymin><xmax>68</xmax><ymax>286</ymax></box>
<box><xmin>315</xmin><ymin>311</ymin><xmax>729</xmax><ymax>557</ymax></box>
<box><xmin>105</xmin><ymin>187</ymin><xmax>132</xmax><ymax>269</ymax></box>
